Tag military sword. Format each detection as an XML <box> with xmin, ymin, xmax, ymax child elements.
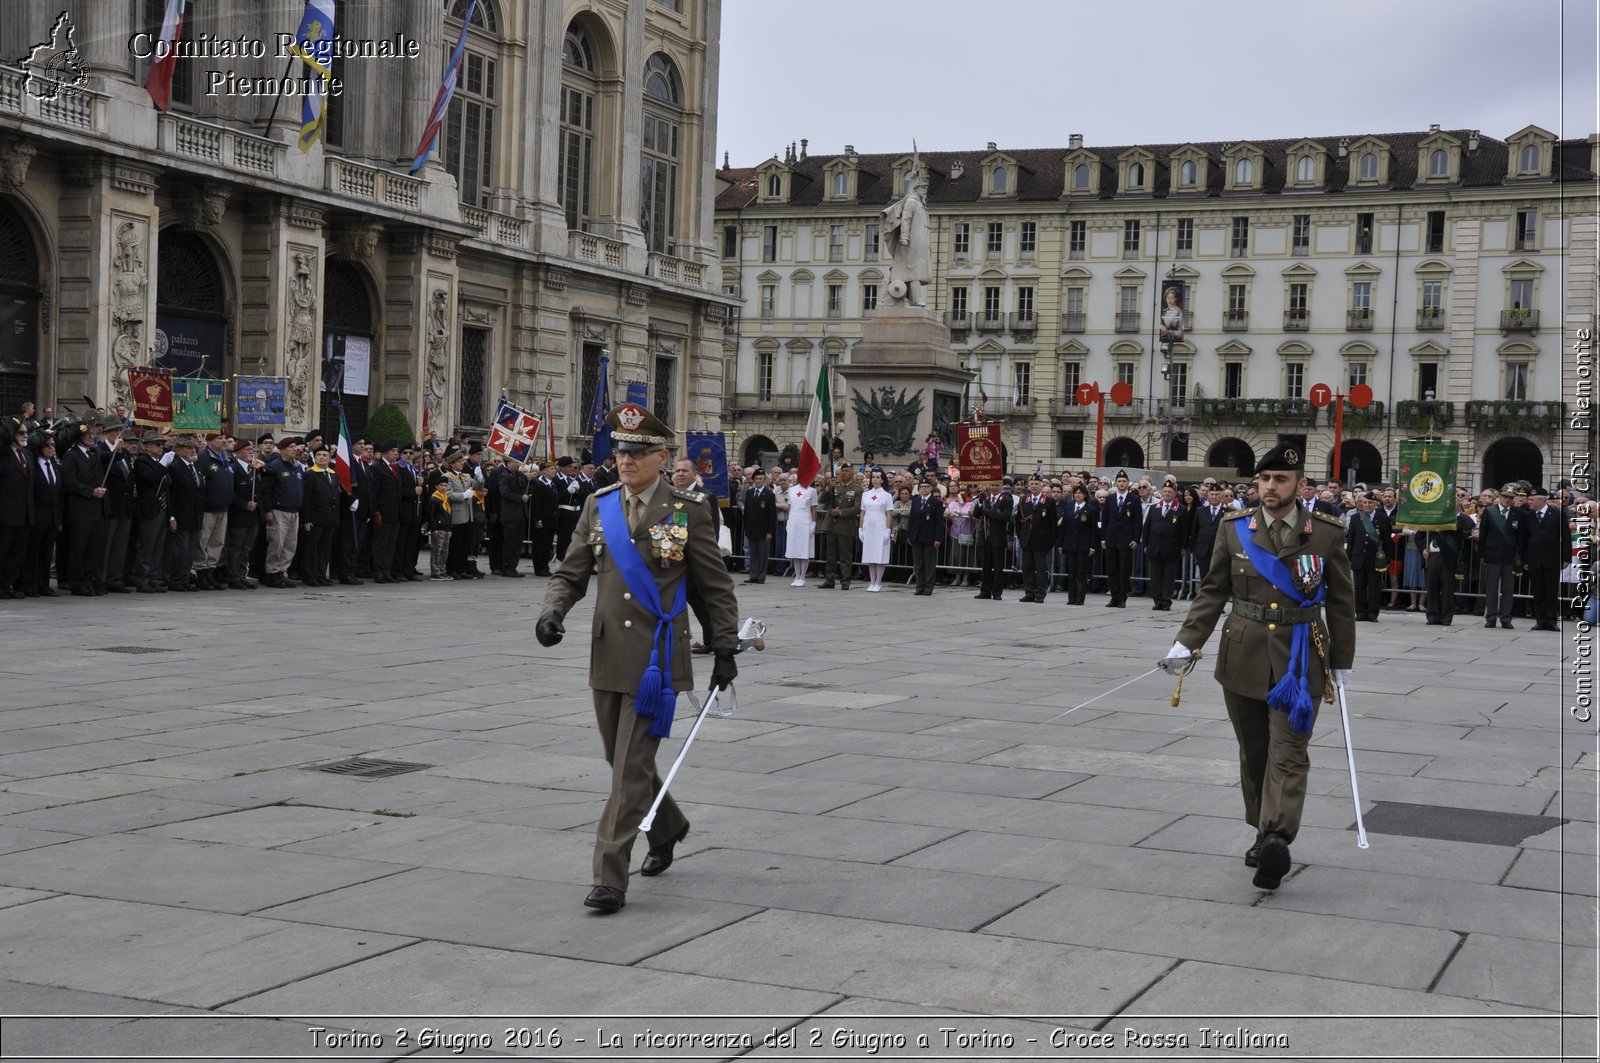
<box><xmin>639</xmin><ymin>617</ymin><xmax>766</xmax><ymax>834</ymax></box>
<box><xmin>1041</xmin><ymin>665</ymin><xmax>1163</xmax><ymax>724</ymax></box>
<box><xmin>1335</xmin><ymin>679</ymin><xmax>1370</xmax><ymax>849</ymax></box>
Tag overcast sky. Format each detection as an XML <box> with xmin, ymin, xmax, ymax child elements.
<box><xmin>716</xmin><ymin>0</ymin><xmax>1598</xmax><ymax>163</ymax></box>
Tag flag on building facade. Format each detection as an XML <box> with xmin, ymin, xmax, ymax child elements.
<box><xmin>144</xmin><ymin>0</ymin><xmax>187</xmax><ymax>111</ymax></box>
<box><xmin>290</xmin><ymin>0</ymin><xmax>336</xmax><ymax>151</ymax></box>
<box><xmin>588</xmin><ymin>351</ymin><xmax>613</xmax><ymax>464</ymax></box>
<box><xmin>410</xmin><ymin>0</ymin><xmax>477</xmax><ymax>172</ymax></box>
<box><xmin>334</xmin><ymin>402</ymin><xmax>353</xmax><ymax>492</ymax></box>
<box><xmin>798</xmin><ymin>362</ymin><xmax>830</xmax><ymax>487</ymax></box>
<box><xmin>486</xmin><ymin>397</ymin><xmax>541</xmax><ymax>463</ymax></box>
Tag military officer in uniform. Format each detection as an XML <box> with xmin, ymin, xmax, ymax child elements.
<box><xmin>536</xmin><ymin>403</ymin><xmax>739</xmax><ymax>913</ymax></box>
<box><xmin>1162</xmin><ymin>443</ymin><xmax>1355</xmax><ymax>891</ymax></box>
<box><xmin>818</xmin><ymin>463</ymin><xmax>862</xmax><ymax>589</ymax></box>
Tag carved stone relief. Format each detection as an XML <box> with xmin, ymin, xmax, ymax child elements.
<box><xmin>108</xmin><ymin>217</ymin><xmax>147</xmax><ymax>407</ymax></box>
<box><xmin>426</xmin><ymin>288</ymin><xmax>450</xmax><ymax>412</ymax></box>
<box><xmin>284</xmin><ymin>249</ymin><xmax>318</xmax><ymax>423</ymax></box>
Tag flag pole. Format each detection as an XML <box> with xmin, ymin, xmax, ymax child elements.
<box><xmin>261</xmin><ymin>53</ymin><xmax>299</xmax><ymax>138</ymax></box>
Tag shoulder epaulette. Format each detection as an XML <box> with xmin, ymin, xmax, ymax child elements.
<box><xmin>595</xmin><ymin>482</ymin><xmax>623</xmax><ymax>496</ymax></box>
<box><xmin>1313</xmin><ymin>510</ymin><xmax>1344</xmax><ymax>527</ymax></box>
<box><xmin>1223</xmin><ymin>507</ymin><xmax>1252</xmax><ymax>520</ymax></box>
<box><xmin>668</xmin><ymin>485</ymin><xmax>706</xmax><ymax>504</ymax></box>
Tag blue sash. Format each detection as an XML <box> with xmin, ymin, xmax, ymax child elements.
<box><xmin>1237</xmin><ymin>519</ymin><xmax>1326</xmax><ymax>734</ymax></box>
<box><xmin>597</xmin><ymin>490</ymin><xmax>688</xmax><ymax>738</ymax></box>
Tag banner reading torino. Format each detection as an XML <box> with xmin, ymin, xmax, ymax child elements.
<box><xmin>1395</xmin><ymin>439</ymin><xmax>1461</xmax><ymax>530</ymax></box>
<box><xmin>957</xmin><ymin>421</ymin><xmax>1003</xmax><ymax>488</ymax></box>
<box><xmin>128</xmin><ymin>366</ymin><xmax>174</xmax><ymax>427</ymax></box>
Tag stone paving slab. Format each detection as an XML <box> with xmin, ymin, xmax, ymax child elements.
<box><xmin>0</xmin><ymin>833</ymin><xmax>406</xmax><ymax>914</ymax></box>
<box><xmin>985</xmin><ymin>885</ymin><xmax>1461</xmax><ymax>990</ymax></box>
<box><xmin>0</xmin><ymin>1014</ymin><xmax>411</xmax><ymax>1062</ymax></box>
<box><xmin>138</xmin><ymin>805</ymin><xmax>390</xmax><ymax>848</ymax></box>
<box><xmin>281</xmin><ymin>816</ymin><xmax>597</xmax><ymax>882</ymax></box>
<box><xmin>1434</xmin><ymin>932</ymin><xmax>1599</xmax><ymax>1011</ymax></box>
<box><xmin>3</xmin><ymin>793</ymin><xmax>236</xmax><ymax>835</ymax></box>
<box><xmin>827</xmin><ymin>785</ymin><xmax>1181</xmax><ymax>846</ymax></box>
<box><xmin>258</xmin><ymin>865</ymin><xmax>761</xmax><ymax>965</ymax></box>
<box><xmin>0</xmin><ymin>824</ymin><xmax>78</xmax><ymax>856</ymax></box>
<box><xmin>663</xmin><ymin>801</ymin><xmax>961</xmax><ymax>863</ymax></box>
<box><xmin>775</xmin><ymin>751</ymin><xmax>1084</xmax><ymax>799</ymax></box>
<box><xmin>643</xmin><ymin>908</ymin><xmax>1171</xmax><ymax>1019</ymax></box>
<box><xmin>0</xmin><ymin>895</ymin><xmax>414</xmax><ymax>1008</ymax></box>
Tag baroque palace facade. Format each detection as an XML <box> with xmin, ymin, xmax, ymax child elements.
<box><xmin>0</xmin><ymin>0</ymin><xmax>728</xmax><ymax>442</ymax></box>
<box><xmin>717</xmin><ymin>127</ymin><xmax>1596</xmax><ymax>488</ymax></box>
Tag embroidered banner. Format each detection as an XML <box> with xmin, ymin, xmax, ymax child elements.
<box><xmin>485</xmin><ymin>396</ymin><xmax>541</xmax><ymax>463</ymax></box>
<box><xmin>956</xmin><ymin>420</ymin><xmax>1004</xmax><ymax>488</ymax></box>
<box><xmin>234</xmin><ymin>376</ymin><xmax>287</xmax><ymax>427</ymax></box>
<box><xmin>128</xmin><ymin>366</ymin><xmax>174</xmax><ymax>428</ymax></box>
<box><xmin>1396</xmin><ymin>439</ymin><xmax>1460</xmax><ymax>530</ymax></box>
<box><xmin>172</xmin><ymin>377</ymin><xmax>224</xmax><ymax>432</ymax></box>
<box><xmin>684</xmin><ymin>431</ymin><xmax>728</xmax><ymax>499</ymax></box>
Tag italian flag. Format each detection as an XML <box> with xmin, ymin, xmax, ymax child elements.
<box><xmin>334</xmin><ymin>404</ymin><xmax>353</xmax><ymax>493</ymax></box>
<box><xmin>145</xmin><ymin>0</ymin><xmax>186</xmax><ymax>112</ymax></box>
<box><xmin>797</xmin><ymin>362</ymin><xmax>830</xmax><ymax>487</ymax></box>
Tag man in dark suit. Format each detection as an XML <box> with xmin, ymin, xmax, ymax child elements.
<box><xmin>392</xmin><ymin>444</ymin><xmax>423</xmax><ymax>581</ymax></box>
<box><xmin>528</xmin><ymin>462</ymin><xmax>558</xmax><ymax>576</ymax></box>
<box><xmin>1142</xmin><ymin>482</ymin><xmax>1185</xmax><ymax>610</ymax></box>
<box><xmin>24</xmin><ymin>430</ymin><xmax>62</xmax><ymax>596</ymax></box>
<box><xmin>299</xmin><ymin>444</ymin><xmax>340</xmax><ymax>586</ymax></box>
<box><xmin>906</xmin><ymin>479</ymin><xmax>944</xmax><ymax>595</ymax></box>
<box><xmin>368</xmin><ymin>441</ymin><xmax>403</xmax><ymax>582</ymax></box>
<box><xmin>130</xmin><ymin>431</ymin><xmax>171</xmax><ymax>593</ymax></box>
<box><xmin>490</xmin><ymin>456</ymin><xmax>531</xmax><ymax>577</ymax></box>
<box><xmin>0</xmin><ymin>418</ymin><xmax>34</xmax><ymax>597</ymax></box>
<box><xmin>334</xmin><ymin>443</ymin><xmax>373</xmax><ymax>585</ymax></box>
<box><xmin>1422</xmin><ymin>504</ymin><xmax>1475</xmax><ymax>626</ymax></box>
<box><xmin>973</xmin><ymin>483</ymin><xmax>1013</xmax><ymax>601</ymax></box>
<box><xmin>1344</xmin><ymin>492</ymin><xmax>1387</xmax><ymax>621</ymax></box>
<box><xmin>95</xmin><ymin>423</ymin><xmax>135</xmax><ymax>593</ymax></box>
<box><xmin>741</xmin><ymin>468</ymin><xmax>776</xmax><ymax>584</ymax></box>
<box><xmin>1519</xmin><ymin>485</ymin><xmax>1567</xmax><ymax>631</ymax></box>
<box><xmin>1479</xmin><ymin>483</ymin><xmax>1523</xmax><ymax>629</ymax></box>
<box><xmin>165</xmin><ymin>435</ymin><xmax>206</xmax><ymax>592</ymax></box>
<box><xmin>1100</xmin><ymin>470</ymin><xmax>1142</xmax><ymax>608</ymax></box>
<box><xmin>59</xmin><ymin>422</ymin><xmax>109</xmax><ymax>595</ymax></box>
<box><xmin>223</xmin><ymin>439</ymin><xmax>265</xmax><ymax>590</ymax></box>
<box><xmin>1014</xmin><ymin>475</ymin><xmax>1054</xmax><ymax>603</ymax></box>
<box><xmin>1190</xmin><ymin>484</ymin><xmax>1227</xmax><ymax>586</ymax></box>
<box><xmin>1057</xmin><ymin>483</ymin><xmax>1098</xmax><ymax>605</ymax></box>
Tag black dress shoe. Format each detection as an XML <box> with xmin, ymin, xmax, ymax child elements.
<box><xmin>974</xmin><ymin>592</ymin><xmax>991</xmax><ymax>599</ymax></box>
<box><xmin>640</xmin><ymin>823</ymin><xmax>689</xmax><ymax>877</ymax></box>
<box><xmin>583</xmin><ymin>885</ymin><xmax>625</xmax><ymax>912</ymax></box>
<box><xmin>1019</xmin><ymin>594</ymin><xmax>1036</xmax><ymax>603</ymax></box>
<box><xmin>839</xmin><ymin>582</ymin><xmax>850</xmax><ymax>590</ymax></box>
<box><xmin>819</xmin><ymin>581</ymin><xmax>835</xmax><ymax>589</ymax></box>
<box><xmin>1252</xmin><ymin>832</ymin><xmax>1291</xmax><ymax>890</ymax></box>
<box><xmin>40</xmin><ymin>588</ymin><xmax>57</xmax><ymax>597</ymax></box>
<box><xmin>1501</xmin><ymin>619</ymin><xmax>1513</xmax><ymax>629</ymax></box>
<box><xmin>1244</xmin><ymin>832</ymin><xmax>1266</xmax><ymax>868</ymax></box>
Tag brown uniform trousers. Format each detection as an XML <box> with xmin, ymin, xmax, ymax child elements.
<box><xmin>1177</xmin><ymin>505</ymin><xmax>1356</xmax><ymax>842</ymax></box>
<box><xmin>543</xmin><ymin>478</ymin><xmax>739</xmax><ymax>891</ymax></box>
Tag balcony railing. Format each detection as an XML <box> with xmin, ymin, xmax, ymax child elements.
<box><xmin>1061</xmin><ymin>311</ymin><xmax>1087</xmax><ymax>333</ymax></box>
<box><xmin>1106</xmin><ymin>397</ymin><xmax>1146</xmax><ymax>420</ymax></box>
<box><xmin>1500</xmin><ymin>309</ymin><xmax>1540</xmax><ymax>333</ymax></box>
<box><xmin>0</xmin><ymin>65</ymin><xmax>107</xmax><ymax>132</ymax></box>
<box><xmin>1347</xmin><ymin>309</ymin><xmax>1374</xmax><ymax>330</ymax></box>
<box><xmin>648</xmin><ymin>253</ymin><xmax>705</xmax><ymax>288</ymax></box>
<box><xmin>1010</xmin><ymin>311</ymin><xmax>1036</xmax><ymax>333</ymax></box>
<box><xmin>1115</xmin><ymin>312</ymin><xmax>1141</xmax><ymax>332</ymax></box>
<box><xmin>730</xmin><ymin>392</ymin><xmax>811</xmax><ymax>412</ymax></box>
<box><xmin>1395</xmin><ymin>399</ymin><xmax>1455</xmax><ymax>430</ymax></box>
<box><xmin>1416</xmin><ymin>308</ymin><xmax>1445</xmax><ymax>331</ymax></box>
<box><xmin>1283</xmin><ymin>311</ymin><xmax>1309</xmax><ymax>331</ymax></box>
<box><xmin>947</xmin><ymin>311</ymin><xmax>971</xmax><ymax>333</ymax></box>
<box><xmin>979</xmin><ymin>396</ymin><xmax>1034</xmax><ymax>417</ymax></box>
<box><xmin>1195</xmin><ymin>398</ymin><xmax>1316</xmax><ymax>428</ymax></box>
<box><xmin>159</xmin><ymin>113</ymin><xmax>282</xmax><ymax>178</ymax></box>
<box><xmin>327</xmin><ymin>157</ymin><xmax>427</xmax><ymax>212</ymax></box>
<box><xmin>1328</xmin><ymin>399</ymin><xmax>1386</xmax><ymax>430</ymax></box>
<box><xmin>1049</xmin><ymin>397</ymin><xmax>1093</xmax><ymax>418</ymax></box>
<box><xmin>1222</xmin><ymin>310</ymin><xmax>1249</xmax><ymax>331</ymax></box>
<box><xmin>975</xmin><ymin>312</ymin><xmax>1005</xmax><ymax>331</ymax></box>
<box><xmin>569</xmin><ymin>231</ymin><xmax>626</xmax><ymax>268</ymax></box>
<box><xmin>1465</xmin><ymin>399</ymin><xmax>1565</xmax><ymax>432</ymax></box>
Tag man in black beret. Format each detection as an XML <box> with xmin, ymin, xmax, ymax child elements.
<box><xmin>1164</xmin><ymin>441</ymin><xmax>1356</xmax><ymax>891</ymax></box>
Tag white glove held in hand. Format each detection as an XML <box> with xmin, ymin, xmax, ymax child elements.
<box><xmin>1333</xmin><ymin>669</ymin><xmax>1352</xmax><ymax>688</ymax></box>
<box><xmin>1158</xmin><ymin>641</ymin><xmax>1197</xmax><ymax>676</ymax></box>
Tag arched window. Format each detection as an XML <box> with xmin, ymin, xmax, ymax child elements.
<box><xmin>155</xmin><ymin>230</ymin><xmax>230</xmax><ymax>380</ymax></box>
<box><xmin>1296</xmin><ymin>155</ymin><xmax>1314</xmax><ymax>182</ymax></box>
<box><xmin>832</xmin><ymin>171</ymin><xmax>847</xmax><ymax>197</ymax></box>
<box><xmin>1234</xmin><ymin>158</ymin><xmax>1253</xmax><ymax>184</ymax></box>
<box><xmin>1359</xmin><ymin>152</ymin><xmax>1378</xmax><ymax>180</ymax></box>
<box><xmin>0</xmin><ymin>201</ymin><xmax>41</xmax><ymax>415</ymax></box>
<box><xmin>1519</xmin><ymin>143</ymin><xmax>1541</xmax><ymax>173</ymax></box>
<box><xmin>641</xmin><ymin>52</ymin><xmax>682</xmax><ymax>254</ymax></box>
<box><xmin>443</xmin><ymin>0</ymin><xmax>501</xmax><ymax>207</ymax></box>
<box><xmin>766</xmin><ymin>174</ymin><xmax>782</xmax><ymax>198</ymax></box>
<box><xmin>319</xmin><ymin>260</ymin><xmax>376</xmax><ymax>434</ymax></box>
<box><xmin>560</xmin><ymin>19</ymin><xmax>598</xmax><ymax>231</ymax></box>
<box><xmin>1127</xmin><ymin>162</ymin><xmax>1143</xmax><ymax>188</ymax></box>
<box><xmin>1072</xmin><ymin>162</ymin><xmax>1090</xmax><ymax>189</ymax></box>
<box><xmin>1429</xmin><ymin>148</ymin><xmax>1448</xmax><ymax>177</ymax></box>
<box><xmin>1179</xmin><ymin>159</ymin><xmax>1196</xmax><ymax>186</ymax></box>
<box><xmin>992</xmin><ymin>167</ymin><xmax>1008</xmax><ymax>193</ymax></box>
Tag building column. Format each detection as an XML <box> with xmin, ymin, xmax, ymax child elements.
<box><xmin>387</xmin><ymin>227</ymin><xmax>460</xmax><ymax>432</ymax></box>
<box><xmin>239</xmin><ymin>196</ymin><xmax>327</xmax><ymax>431</ymax></box>
<box><xmin>1447</xmin><ymin>218</ymin><xmax>1481</xmax><ymax>477</ymax></box>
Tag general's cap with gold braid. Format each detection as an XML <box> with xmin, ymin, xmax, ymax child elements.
<box><xmin>606</xmin><ymin>402</ymin><xmax>672</xmax><ymax>452</ymax></box>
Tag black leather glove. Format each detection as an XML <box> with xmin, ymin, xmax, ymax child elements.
<box><xmin>535</xmin><ymin>609</ymin><xmax>565</xmax><ymax>647</ymax></box>
<box><xmin>710</xmin><ymin>650</ymin><xmax>738</xmax><ymax>691</ymax></box>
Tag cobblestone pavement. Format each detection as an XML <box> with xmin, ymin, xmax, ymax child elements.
<box><xmin>0</xmin><ymin>574</ymin><xmax>1593</xmax><ymax>1061</ymax></box>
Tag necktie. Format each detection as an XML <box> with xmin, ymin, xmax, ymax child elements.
<box><xmin>1271</xmin><ymin>518</ymin><xmax>1291</xmax><ymax>552</ymax></box>
<box><xmin>44</xmin><ymin>461</ymin><xmax>53</xmax><ymax>487</ymax></box>
<box><xmin>627</xmin><ymin>493</ymin><xmax>641</xmax><ymax>533</ymax></box>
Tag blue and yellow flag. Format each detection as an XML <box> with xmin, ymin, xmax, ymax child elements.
<box><xmin>685</xmin><ymin>431</ymin><xmax>728</xmax><ymax>501</ymax></box>
<box><xmin>291</xmin><ymin>0</ymin><xmax>335</xmax><ymax>152</ymax></box>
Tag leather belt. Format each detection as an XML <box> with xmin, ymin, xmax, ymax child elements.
<box><xmin>558</xmin><ymin>504</ymin><xmax>581</xmax><ymax>511</ymax></box>
<box><xmin>1231</xmin><ymin>600</ymin><xmax>1321</xmax><ymax>624</ymax></box>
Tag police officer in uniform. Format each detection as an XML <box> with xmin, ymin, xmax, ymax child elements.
<box><xmin>553</xmin><ymin>455</ymin><xmax>583</xmax><ymax>561</ymax></box>
<box><xmin>535</xmin><ymin>403</ymin><xmax>739</xmax><ymax>913</ymax></box>
<box><xmin>1162</xmin><ymin>443</ymin><xmax>1355</xmax><ymax>890</ymax></box>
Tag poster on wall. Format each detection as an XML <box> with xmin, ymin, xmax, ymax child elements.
<box><xmin>626</xmin><ymin>381</ymin><xmax>649</xmax><ymax>407</ymax></box>
<box><xmin>321</xmin><ymin>334</ymin><xmax>372</xmax><ymax>397</ymax></box>
<box><xmin>155</xmin><ymin>314</ymin><xmax>225</xmax><ymax>378</ymax></box>
<box><xmin>0</xmin><ymin>295</ymin><xmax>39</xmax><ymax>375</ymax></box>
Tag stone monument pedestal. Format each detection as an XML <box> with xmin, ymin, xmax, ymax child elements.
<box><xmin>843</xmin><ymin>305</ymin><xmax>970</xmax><ymax>459</ymax></box>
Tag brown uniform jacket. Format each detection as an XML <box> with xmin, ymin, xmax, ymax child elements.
<box><xmin>1177</xmin><ymin>504</ymin><xmax>1356</xmax><ymax>703</ymax></box>
<box><xmin>542</xmin><ymin>479</ymin><xmax>739</xmax><ymax>695</ymax></box>
<box><xmin>820</xmin><ymin>482</ymin><xmax>863</xmax><ymax>532</ymax></box>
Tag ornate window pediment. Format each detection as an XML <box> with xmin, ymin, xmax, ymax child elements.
<box><xmin>1276</xmin><ymin>340</ymin><xmax>1313</xmax><ymax>358</ymax></box>
<box><xmin>1223</xmin><ymin>142</ymin><xmax>1265</xmax><ymax>191</ymax></box>
<box><xmin>1216</xmin><ymin>339</ymin><xmax>1252</xmax><ymax>357</ymax></box>
<box><xmin>1414</xmin><ymin>258</ymin><xmax>1452</xmax><ymax>275</ymax></box>
<box><xmin>1496</xmin><ymin>339</ymin><xmax>1538</xmax><ymax>357</ymax></box>
<box><xmin>1117</xmin><ymin>147</ymin><xmax>1156</xmax><ymax>195</ymax></box>
<box><xmin>1417</xmin><ymin>129</ymin><xmax>1462</xmax><ymax>185</ymax></box>
<box><xmin>1505</xmin><ymin>124</ymin><xmax>1555</xmax><ymax>180</ymax></box>
<box><xmin>1339</xmin><ymin>340</ymin><xmax>1378</xmax><ymax>357</ymax></box>
<box><xmin>756</xmin><ymin>159</ymin><xmax>791</xmax><ymax>204</ymax></box>
<box><xmin>1409</xmin><ymin>339</ymin><xmax>1449</xmax><ymax>358</ymax></box>
<box><xmin>1168</xmin><ymin>144</ymin><xmax>1209</xmax><ymax>194</ymax></box>
<box><xmin>1108</xmin><ymin>339</ymin><xmax>1144</xmax><ymax>356</ymax></box>
<box><xmin>1112</xmin><ymin>265</ymin><xmax>1146</xmax><ymax>281</ymax></box>
<box><xmin>970</xmin><ymin>339</ymin><xmax>1007</xmax><ymax>356</ymax></box>
<box><xmin>1063</xmin><ymin>149</ymin><xmax>1102</xmax><ymax>197</ymax></box>
<box><xmin>1285</xmin><ymin>139</ymin><xmax>1328</xmax><ymax>189</ymax></box>
<box><xmin>1345</xmin><ymin>261</ymin><xmax>1381</xmax><ymax>277</ymax></box>
<box><xmin>823</xmin><ymin>158</ymin><xmax>858</xmax><ymax>201</ymax></box>
<box><xmin>1056</xmin><ymin>339</ymin><xmax>1089</xmax><ymax>356</ymax></box>
<box><xmin>1347</xmin><ymin>137</ymin><xmax>1391</xmax><ymax>187</ymax></box>
<box><xmin>1281</xmin><ymin>261</ymin><xmax>1317</xmax><ymax>278</ymax></box>
<box><xmin>1221</xmin><ymin>263</ymin><xmax>1256</xmax><ymax>279</ymax></box>
<box><xmin>981</xmin><ymin>151</ymin><xmax>1019</xmax><ymax>198</ymax></box>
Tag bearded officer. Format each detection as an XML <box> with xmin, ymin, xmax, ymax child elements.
<box><xmin>535</xmin><ymin>403</ymin><xmax>739</xmax><ymax>913</ymax></box>
<box><xmin>1161</xmin><ymin>443</ymin><xmax>1355</xmax><ymax>891</ymax></box>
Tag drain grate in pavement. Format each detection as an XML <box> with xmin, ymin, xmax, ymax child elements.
<box><xmin>305</xmin><ymin>757</ymin><xmax>432</xmax><ymax>779</ymax></box>
<box><xmin>98</xmin><ymin>646</ymin><xmax>176</xmax><ymax>655</ymax></box>
<box><xmin>1358</xmin><ymin>801</ymin><xmax>1566</xmax><ymax>846</ymax></box>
